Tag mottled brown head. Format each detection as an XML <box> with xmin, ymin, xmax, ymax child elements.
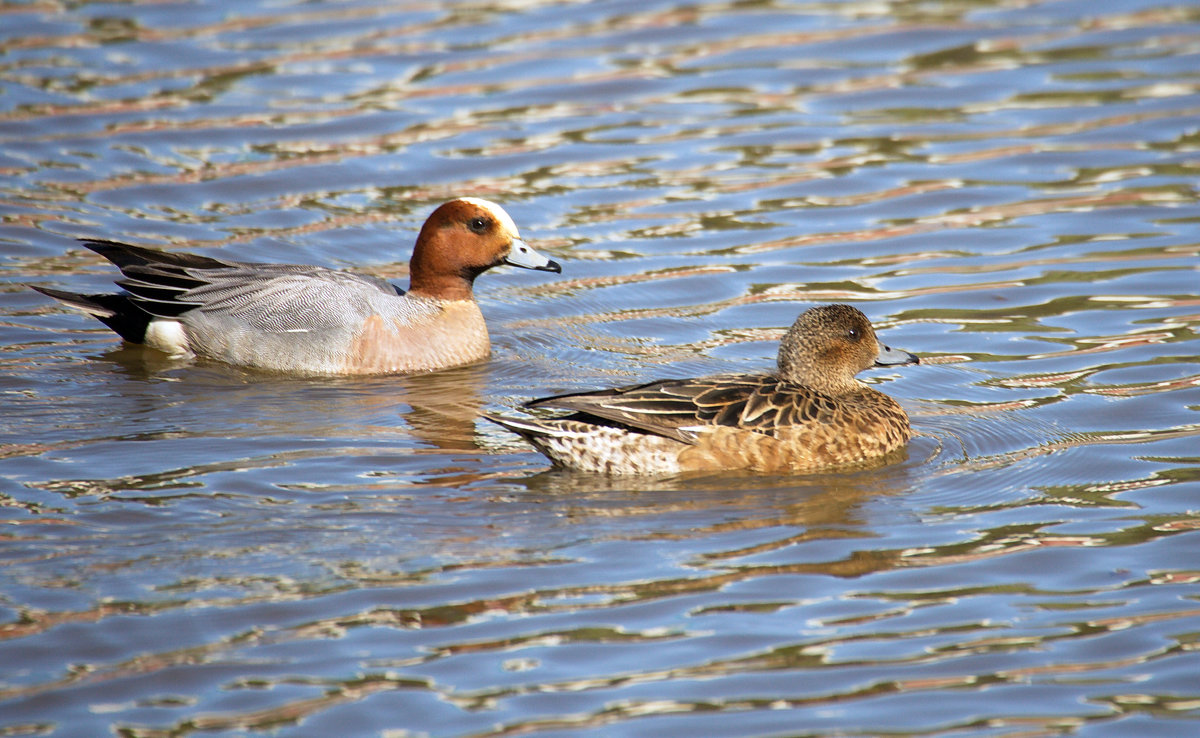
<box><xmin>407</xmin><ymin>198</ymin><xmax>560</xmax><ymax>300</ymax></box>
<box><xmin>776</xmin><ymin>304</ymin><xmax>918</xmax><ymax>394</ymax></box>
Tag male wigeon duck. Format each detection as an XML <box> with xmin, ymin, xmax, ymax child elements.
<box><xmin>33</xmin><ymin>198</ymin><xmax>561</xmax><ymax>375</ymax></box>
<box><xmin>486</xmin><ymin>304</ymin><xmax>919</xmax><ymax>474</ymax></box>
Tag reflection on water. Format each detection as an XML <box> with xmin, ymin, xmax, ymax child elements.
<box><xmin>2</xmin><ymin>0</ymin><xmax>1200</xmax><ymax>735</ymax></box>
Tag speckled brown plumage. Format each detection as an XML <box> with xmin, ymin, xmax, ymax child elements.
<box><xmin>486</xmin><ymin>304</ymin><xmax>919</xmax><ymax>475</ymax></box>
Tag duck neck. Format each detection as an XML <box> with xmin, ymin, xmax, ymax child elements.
<box><xmin>408</xmin><ymin>270</ymin><xmax>475</xmax><ymax>301</ymax></box>
<box><xmin>407</xmin><ymin>243</ymin><xmax>478</xmax><ymax>301</ymax></box>
<box><xmin>782</xmin><ymin>373</ymin><xmax>862</xmax><ymax>396</ymax></box>
<box><xmin>821</xmin><ymin>376</ymin><xmax>866</xmax><ymax>396</ymax></box>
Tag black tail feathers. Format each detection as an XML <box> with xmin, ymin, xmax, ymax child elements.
<box><xmin>31</xmin><ymin>285</ymin><xmax>150</xmax><ymax>343</ymax></box>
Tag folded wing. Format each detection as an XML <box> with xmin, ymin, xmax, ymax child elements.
<box><xmin>526</xmin><ymin>374</ymin><xmax>832</xmax><ymax>444</ymax></box>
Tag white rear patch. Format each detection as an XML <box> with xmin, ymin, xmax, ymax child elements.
<box><xmin>144</xmin><ymin>320</ymin><xmax>191</xmax><ymax>357</ymax></box>
<box><xmin>460</xmin><ymin>197</ymin><xmax>520</xmax><ymax>239</ymax></box>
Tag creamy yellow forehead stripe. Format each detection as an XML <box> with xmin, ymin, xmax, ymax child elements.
<box><xmin>459</xmin><ymin>197</ymin><xmax>520</xmax><ymax>239</ymax></box>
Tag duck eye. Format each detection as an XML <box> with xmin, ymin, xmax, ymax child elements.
<box><xmin>847</xmin><ymin>328</ymin><xmax>859</xmax><ymax>340</ymax></box>
<box><xmin>468</xmin><ymin>217</ymin><xmax>489</xmax><ymax>233</ymax></box>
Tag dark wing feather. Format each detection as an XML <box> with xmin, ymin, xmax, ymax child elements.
<box><xmin>78</xmin><ymin>239</ymin><xmax>400</xmax><ymax>325</ymax></box>
<box><xmin>525</xmin><ymin>374</ymin><xmax>818</xmax><ymax>444</ymax></box>
<box><xmin>81</xmin><ymin>239</ymin><xmax>237</xmax><ymax>318</ymax></box>
<box><xmin>82</xmin><ymin>239</ymin><xmax>235</xmax><ymax>271</ymax></box>
<box><xmin>699</xmin><ymin>377</ymin><xmax>835</xmax><ymax>436</ymax></box>
<box><xmin>115</xmin><ymin>276</ymin><xmax>204</xmax><ymax>306</ymax></box>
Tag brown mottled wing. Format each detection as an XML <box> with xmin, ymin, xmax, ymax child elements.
<box><xmin>525</xmin><ymin>374</ymin><xmax>828</xmax><ymax>444</ymax></box>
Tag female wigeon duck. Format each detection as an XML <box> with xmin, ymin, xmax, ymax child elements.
<box><xmin>486</xmin><ymin>304</ymin><xmax>918</xmax><ymax>474</ymax></box>
<box><xmin>33</xmin><ymin>198</ymin><xmax>561</xmax><ymax>375</ymax></box>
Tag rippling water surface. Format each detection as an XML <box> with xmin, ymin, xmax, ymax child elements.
<box><xmin>3</xmin><ymin>0</ymin><xmax>1200</xmax><ymax>735</ymax></box>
